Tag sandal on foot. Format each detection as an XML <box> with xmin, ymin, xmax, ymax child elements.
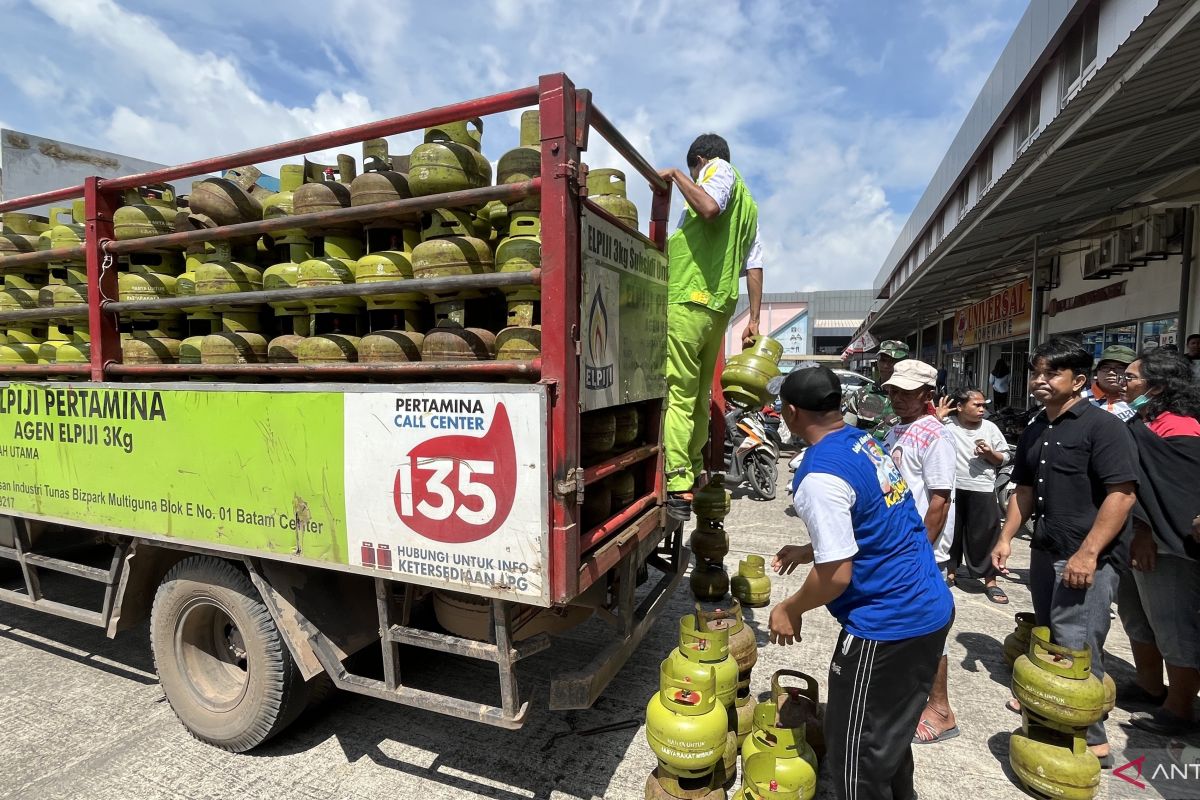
<box><xmin>1005</xmin><ymin>698</ymin><xmax>1021</xmax><ymax>715</ymax></box>
<box><xmin>1129</xmin><ymin>708</ymin><xmax>1197</xmax><ymax>736</ymax></box>
<box><xmin>1097</xmin><ymin>753</ymin><xmax>1114</xmax><ymax>769</ymax></box>
<box><xmin>912</xmin><ymin>719</ymin><xmax>961</xmax><ymax>744</ymax></box>
<box><xmin>985</xmin><ymin>585</ymin><xmax>1009</xmax><ymax>604</ymax></box>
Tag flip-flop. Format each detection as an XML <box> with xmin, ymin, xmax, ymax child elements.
<box><xmin>1006</xmin><ymin>698</ymin><xmax>1021</xmax><ymax>714</ymax></box>
<box><xmin>912</xmin><ymin>718</ymin><xmax>961</xmax><ymax>744</ymax></box>
<box><xmin>985</xmin><ymin>585</ymin><xmax>1009</xmax><ymax>604</ymax></box>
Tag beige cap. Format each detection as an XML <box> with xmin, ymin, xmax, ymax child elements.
<box><xmin>882</xmin><ymin>359</ymin><xmax>938</xmax><ymax>391</ymax></box>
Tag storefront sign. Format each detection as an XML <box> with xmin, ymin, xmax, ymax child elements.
<box><xmin>1046</xmin><ymin>280</ymin><xmax>1127</xmax><ymax>317</ymax></box>
<box><xmin>954</xmin><ymin>279</ymin><xmax>1032</xmax><ymax>346</ymax></box>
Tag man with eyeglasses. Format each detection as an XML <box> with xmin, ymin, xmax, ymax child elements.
<box><xmin>1086</xmin><ymin>345</ymin><xmax>1137</xmax><ymax>421</ymax></box>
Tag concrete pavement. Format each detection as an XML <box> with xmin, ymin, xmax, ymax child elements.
<box><xmin>0</xmin><ymin>461</ymin><xmax>1194</xmax><ymax>799</ymax></box>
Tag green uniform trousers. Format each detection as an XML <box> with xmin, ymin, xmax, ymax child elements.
<box><xmin>665</xmin><ymin>302</ymin><xmax>730</xmax><ymax>493</ymax></box>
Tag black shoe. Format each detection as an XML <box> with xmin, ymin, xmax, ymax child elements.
<box><xmin>666</xmin><ymin>492</ymin><xmax>693</xmax><ymax>522</ymax></box>
<box><xmin>1119</xmin><ymin>684</ymin><xmax>1169</xmax><ymax>709</ymax></box>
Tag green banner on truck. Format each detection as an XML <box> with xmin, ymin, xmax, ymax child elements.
<box><xmin>0</xmin><ymin>382</ymin><xmax>551</xmax><ymax>603</ymax></box>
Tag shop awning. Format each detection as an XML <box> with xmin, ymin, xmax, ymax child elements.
<box><xmin>868</xmin><ymin>0</ymin><xmax>1200</xmax><ymax>338</ymax></box>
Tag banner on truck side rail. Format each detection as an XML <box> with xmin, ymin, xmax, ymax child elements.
<box><xmin>580</xmin><ymin>208</ymin><xmax>668</xmax><ymax>410</ymax></box>
<box><xmin>0</xmin><ymin>382</ymin><xmax>550</xmax><ymax>604</ymax></box>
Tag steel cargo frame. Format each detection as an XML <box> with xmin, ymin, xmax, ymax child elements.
<box><xmin>0</xmin><ymin>73</ymin><xmax>685</xmax><ymax>729</ymax></box>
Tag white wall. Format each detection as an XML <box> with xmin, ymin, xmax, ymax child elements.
<box><xmin>1044</xmin><ymin>247</ymin><xmax>1182</xmax><ymax>336</ymax></box>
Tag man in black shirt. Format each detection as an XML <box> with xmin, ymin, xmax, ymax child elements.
<box><xmin>992</xmin><ymin>338</ymin><xmax>1137</xmax><ymax>766</ymax></box>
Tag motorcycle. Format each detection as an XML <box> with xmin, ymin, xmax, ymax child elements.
<box><xmin>724</xmin><ymin>405</ymin><xmax>780</xmax><ymax>501</ymax></box>
<box><xmin>994</xmin><ymin>442</ymin><xmax>1035</xmax><ymax>537</ymax></box>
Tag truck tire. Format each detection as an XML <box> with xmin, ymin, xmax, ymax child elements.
<box><xmin>150</xmin><ymin>556</ymin><xmax>308</xmax><ymax>752</ymax></box>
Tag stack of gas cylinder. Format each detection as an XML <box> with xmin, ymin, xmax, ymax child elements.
<box><xmin>720</xmin><ymin>336</ymin><xmax>783</xmax><ymax>409</ymax></box>
<box><xmin>0</xmin><ymin>112</ymin><xmax>641</xmax><ymax>373</ymax></box>
<box><xmin>689</xmin><ymin>476</ymin><xmax>771</xmax><ymax>608</ymax></box>
<box><xmin>644</xmin><ymin>606</ymin><xmax>819</xmax><ymax>799</ymax></box>
<box><xmin>1008</xmin><ymin>625</ymin><xmax>1115</xmax><ymax>800</ymax></box>
<box><xmin>578</xmin><ymin>404</ymin><xmax>644</xmax><ymax>531</ymax></box>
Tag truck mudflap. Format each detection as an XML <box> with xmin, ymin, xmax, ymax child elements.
<box><xmin>548</xmin><ymin>513</ymin><xmax>686</xmax><ymax>711</ymax></box>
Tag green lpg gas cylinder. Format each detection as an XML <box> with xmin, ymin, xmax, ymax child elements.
<box><xmin>645</xmin><ymin>660</ymin><xmax>728</xmax><ymax>781</ymax></box>
<box><xmin>495</xmin><ymin>325</ymin><xmax>540</xmax><ymax>362</ymax></box>
<box><xmin>122</xmin><ymin>329</ymin><xmax>182</xmax><ymax>365</ymax></box>
<box><xmin>189</xmin><ymin>167</ymin><xmax>267</xmax><ymax>227</ymax></box>
<box><xmin>0</xmin><ymin>328</ymin><xmax>41</xmax><ymax>365</ymax></box>
<box><xmin>605</xmin><ymin>470</ymin><xmax>636</xmax><ymax>513</ymax></box>
<box><xmin>735</xmin><ymin>693</ymin><xmax>758</xmax><ymax>748</ymax></box>
<box><xmin>1012</xmin><ymin>627</ymin><xmax>1105</xmax><ymax>731</ymax></box>
<box><xmin>201</xmin><ymin>312</ymin><xmax>268</xmax><ymax>365</ymax></box>
<box><xmin>613</xmin><ymin>405</ymin><xmax>641</xmax><ymax>448</ymax></box>
<box><xmin>293</xmin><ymin>156</ymin><xmax>357</xmax><ymax>232</ymax></box>
<box><xmin>712</xmin><ymin>729</ymin><xmax>740</xmax><ymax>791</ymax></box>
<box><xmin>1004</xmin><ymin>612</ymin><xmax>1037</xmax><ymax>667</ymax></box>
<box><xmin>764</xmin><ymin>669</ymin><xmax>825</xmax><ymax>762</ymax></box>
<box><xmin>113</xmin><ymin>185</ymin><xmax>179</xmax><ymax>240</ymax></box>
<box><xmin>267</xmin><ymin>334</ymin><xmax>305</xmax><ymax>364</ymax></box>
<box><xmin>721</xmin><ymin>338</ymin><xmax>783</xmax><ymax>408</ymax></box>
<box><xmin>0</xmin><ymin>212</ymin><xmax>49</xmax><ymax>256</ymax></box>
<box><xmin>298</xmin><ymin>235</ymin><xmax>364</xmax><ymax>315</ymax></box>
<box><xmin>496</xmin><ymin>212</ymin><xmax>541</xmax><ymax>328</ymax></box>
<box><xmin>690</xmin><ymin>559</ymin><xmax>729</xmax><ymax>602</ymax></box>
<box><xmin>195</xmin><ymin>242</ymin><xmax>264</xmax><ymax>310</ymax></box>
<box><xmin>411</xmin><ymin>213</ymin><xmax>493</xmax><ymax>327</ymax></box>
<box><xmin>409</xmin><ymin>118</ymin><xmax>491</xmax><ymax>198</ymax></box>
<box><xmin>668</xmin><ymin>612</ymin><xmax>739</xmax><ymax>713</ymax></box>
<box><xmin>587</xmin><ymin>168</ymin><xmax>638</xmax><ymax>230</ymax></box>
<box><xmin>498</xmin><ymin>110</ymin><xmax>541</xmax><ymax>211</ymax></box>
<box><xmin>732</xmin><ymin>556</ymin><xmax>772</xmax><ymax>608</ymax></box>
<box><xmin>581</xmin><ymin>410</ymin><xmax>617</xmax><ymax>457</ymax></box>
<box><xmin>691</xmin><ymin>519</ymin><xmax>730</xmax><ymax>562</ymax></box>
<box><xmin>741</xmin><ymin>674</ymin><xmax>818</xmax><ymax>798</ymax></box>
<box><xmin>702</xmin><ymin>600</ymin><xmax>758</xmax><ymax>699</ymax></box>
<box><xmin>359</xmin><ymin>330</ymin><xmax>424</xmax><ymax>363</ymax></box>
<box><xmin>355</xmin><ymin>229</ymin><xmax>423</xmax><ymax>314</ymax></box>
<box><xmin>298</xmin><ymin>333</ymin><xmax>360</xmax><ymax>365</ymax></box>
<box><xmin>262</xmin><ymin>165</ymin><xmax>304</xmax><ymax>221</ymax></box>
<box><xmin>693</xmin><ymin>476</ymin><xmax>732</xmax><ymax>521</ymax></box>
<box><xmin>735</xmin><ymin>752</ymin><xmax>810</xmax><ymax>800</ymax></box>
<box><xmin>581</xmin><ymin>483</ymin><xmax>613</xmax><ymax>531</ymax></box>
<box><xmin>420</xmin><ymin>325</ymin><xmax>496</xmax><ymax>361</ymax></box>
<box><xmin>263</xmin><ymin>241</ymin><xmax>316</xmax><ymax>318</ymax></box>
<box><xmin>1009</xmin><ymin>723</ymin><xmax>1100</xmax><ymax>800</ymax></box>
<box><xmin>350</xmin><ymin>139</ymin><xmax>415</xmax><ymax>227</ymax></box>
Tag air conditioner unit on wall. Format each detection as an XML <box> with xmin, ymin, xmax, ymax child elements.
<box><xmin>1035</xmin><ymin>256</ymin><xmax>1060</xmax><ymax>291</ymax></box>
<box><xmin>1130</xmin><ymin>210</ymin><xmax>1184</xmax><ymax>262</ymax></box>
<box><xmin>1082</xmin><ymin>248</ymin><xmax>1105</xmax><ymax>280</ymax></box>
<box><xmin>1098</xmin><ymin>231</ymin><xmax>1134</xmax><ymax>274</ymax></box>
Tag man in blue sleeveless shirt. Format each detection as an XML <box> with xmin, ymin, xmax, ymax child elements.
<box><xmin>769</xmin><ymin>366</ymin><xmax>953</xmax><ymax>800</ymax></box>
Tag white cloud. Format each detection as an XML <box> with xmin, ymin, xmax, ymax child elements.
<box><xmin>0</xmin><ymin>0</ymin><xmax>1025</xmax><ymax>294</ymax></box>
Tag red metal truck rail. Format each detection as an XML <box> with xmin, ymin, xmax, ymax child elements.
<box><xmin>0</xmin><ymin>72</ymin><xmax>674</xmax><ymax>606</ymax></box>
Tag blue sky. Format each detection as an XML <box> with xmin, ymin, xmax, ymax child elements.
<box><xmin>0</xmin><ymin>0</ymin><xmax>1027</xmax><ymax>292</ymax></box>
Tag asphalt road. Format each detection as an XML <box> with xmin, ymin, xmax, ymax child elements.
<box><xmin>0</xmin><ymin>459</ymin><xmax>1194</xmax><ymax>799</ymax></box>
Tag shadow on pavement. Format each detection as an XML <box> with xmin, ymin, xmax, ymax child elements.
<box><xmin>955</xmin><ymin>631</ymin><xmax>1011</xmax><ymax>688</ymax></box>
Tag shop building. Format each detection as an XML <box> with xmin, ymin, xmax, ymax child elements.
<box><xmin>726</xmin><ymin>290</ymin><xmax>874</xmax><ymax>371</ymax></box>
<box><xmin>857</xmin><ymin>0</ymin><xmax>1200</xmax><ymax>405</ymax></box>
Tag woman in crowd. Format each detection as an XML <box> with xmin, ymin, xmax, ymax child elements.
<box><xmin>936</xmin><ymin>389</ymin><xmax>1010</xmax><ymax>602</ymax></box>
<box><xmin>1121</xmin><ymin>350</ymin><xmax>1200</xmax><ymax>735</ymax></box>
<box><xmin>990</xmin><ymin>359</ymin><xmax>1011</xmax><ymax>408</ymax></box>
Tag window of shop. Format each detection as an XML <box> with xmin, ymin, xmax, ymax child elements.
<box><xmin>1013</xmin><ymin>85</ymin><xmax>1041</xmax><ymax>155</ymax></box>
<box><xmin>1065</xmin><ymin>315</ymin><xmax>1179</xmax><ymax>360</ymax></box>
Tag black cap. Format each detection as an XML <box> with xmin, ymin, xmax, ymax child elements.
<box><xmin>780</xmin><ymin>366</ymin><xmax>842</xmax><ymax>412</ymax></box>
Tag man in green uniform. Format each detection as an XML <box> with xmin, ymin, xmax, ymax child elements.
<box><xmin>658</xmin><ymin>133</ymin><xmax>763</xmax><ymax>521</ymax></box>
<box><xmin>848</xmin><ymin>339</ymin><xmax>908</xmax><ymax>439</ymax></box>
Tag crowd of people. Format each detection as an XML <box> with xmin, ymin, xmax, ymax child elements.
<box><xmin>767</xmin><ymin>335</ymin><xmax>1200</xmax><ymax>800</ymax></box>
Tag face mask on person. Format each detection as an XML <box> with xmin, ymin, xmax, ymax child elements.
<box><xmin>1129</xmin><ymin>393</ymin><xmax>1151</xmax><ymax>412</ymax></box>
